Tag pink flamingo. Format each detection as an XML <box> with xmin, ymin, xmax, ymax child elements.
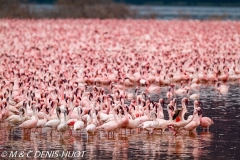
<box><xmin>19</xmin><ymin>103</ymin><xmax>39</xmax><ymax>133</ymax></box>
<box><xmin>197</xmin><ymin>107</ymin><xmax>214</xmax><ymax>131</ymax></box>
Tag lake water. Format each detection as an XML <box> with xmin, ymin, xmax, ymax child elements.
<box><xmin>131</xmin><ymin>5</ymin><xmax>240</xmax><ymax>19</ymax></box>
<box><xmin>0</xmin><ymin>83</ymin><xmax>240</xmax><ymax>159</ymax></box>
<box><xmin>28</xmin><ymin>4</ymin><xmax>240</xmax><ymax>20</ymax></box>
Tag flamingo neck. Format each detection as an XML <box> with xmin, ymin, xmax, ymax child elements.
<box><xmin>194</xmin><ymin>111</ymin><xmax>200</xmax><ymax>123</ymax></box>
<box><xmin>63</xmin><ymin>112</ymin><xmax>67</xmax><ymax>124</ymax></box>
<box><xmin>136</xmin><ymin>99</ymin><xmax>140</xmax><ymax>112</ymax></box>
<box><xmin>33</xmin><ymin>106</ymin><xmax>38</xmax><ymax>121</ymax></box>
<box><xmin>56</xmin><ymin>107</ymin><xmax>60</xmax><ymax>120</ymax></box>
<box><xmin>193</xmin><ymin>103</ymin><xmax>197</xmax><ymax>110</ymax></box>
<box><xmin>181</xmin><ymin>102</ymin><xmax>187</xmax><ymax>120</ymax></box>
<box><xmin>100</xmin><ymin>98</ymin><xmax>103</xmax><ymax>112</ymax></box>
<box><xmin>90</xmin><ymin>112</ymin><xmax>94</xmax><ymax>124</ymax></box>
<box><xmin>146</xmin><ymin>107</ymin><xmax>150</xmax><ymax>119</ymax></box>
<box><xmin>167</xmin><ymin>107</ymin><xmax>173</xmax><ymax>121</ymax></box>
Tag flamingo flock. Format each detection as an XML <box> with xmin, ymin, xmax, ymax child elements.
<box><xmin>0</xmin><ymin>19</ymin><xmax>239</xmax><ymax>138</ymax></box>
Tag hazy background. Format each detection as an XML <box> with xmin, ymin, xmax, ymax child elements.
<box><xmin>1</xmin><ymin>0</ymin><xmax>240</xmax><ymax>19</ymax></box>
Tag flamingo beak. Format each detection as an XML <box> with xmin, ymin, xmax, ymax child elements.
<box><xmin>161</xmin><ymin>99</ymin><xmax>165</xmax><ymax>107</ymax></box>
<box><xmin>169</xmin><ymin>105</ymin><xmax>174</xmax><ymax>111</ymax></box>
<box><xmin>125</xmin><ymin>106</ymin><xmax>129</xmax><ymax>112</ymax></box>
<box><xmin>57</xmin><ymin>107</ymin><xmax>61</xmax><ymax>115</ymax></box>
<box><xmin>197</xmin><ymin>108</ymin><xmax>203</xmax><ymax>116</ymax></box>
<box><xmin>185</xmin><ymin>99</ymin><xmax>189</xmax><ymax>106</ymax></box>
<box><xmin>46</xmin><ymin>107</ymin><xmax>49</xmax><ymax>114</ymax></box>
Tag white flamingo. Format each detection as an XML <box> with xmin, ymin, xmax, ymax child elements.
<box><xmin>44</xmin><ymin>106</ymin><xmax>61</xmax><ymax>135</ymax></box>
<box><xmin>86</xmin><ymin>110</ymin><xmax>96</xmax><ymax>135</ymax></box>
<box><xmin>57</xmin><ymin>109</ymin><xmax>68</xmax><ymax>138</ymax></box>
<box><xmin>35</xmin><ymin>107</ymin><xmax>48</xmax><ymax>132</ymax></box>
<box><xmin>154</xmin><ymin>104</ymin><xmax>174</xmax><ymax>133</ymax></box>
<box><xmin>73</xmin><ymin>107</ymin><xmax>85</xmax><ymax>132</ymax></box>
<box><xmin>5</xmin><ymin>107</ymin><xmax>25</xmax><ymax>131</ymax></box>
<box><xmin>139</xmin><ymin>112</ymin><xmax>159</xmax><ymax>134</ymax></box>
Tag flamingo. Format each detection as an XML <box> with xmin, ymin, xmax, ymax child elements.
<box><xmin>125</xmin><ymin>103</ymin><xmax>151</xmax><ymax>134</ymax></box>
<box><xmin>197</xmin><ymin>107</ymin><xmax>214</xmax><ymax>131</ymax></box>
<box><xmin>190</xmin><ymin>81</ymin><xmax>201</xmax><ymax>91</ymax></box>
<box><xmin>154</xmin><ymin>104</ymin><xmax>175</xmax><ymax>133</ymax></box>
<box><xmin>183</xmin><ymin>107</ymin><xmax>201</xmax><ymax>134</ymax></box>
<box><xmin>167</xmin><ymin>108</ymin><xmax>198</xmax><ymax>136</ymax></box>
<box><xmin>189</xmin><ymin>93</ymin><xmax>200</xmax><ymax>101</ymax></box>
<box><xmin>145</xmin><ymin>82</ymin><xmax>161</xmax><ymax>93</ymax></box>
<box><xmin>2</xmin><ymin>19</ymin><xmax>240</xmax><ymax>141</ymax></box>
<box><xmin>173</xmin><ymin>81</ymin><xmax>189</xmax><ymax>96</ymax></box>
<box><xmin>44</xmin><ymin>106</ymin><xmax>61</xmax><ymax>135</ymax></box>
<box><xmin>35</xmin><ymin>107</ymin><xmax>48</xmax><ymax>132</ymax></box>
<box><xmin>5</xmin><ymin>107</ymin><xmax>25</xmax><ymax>132</ymax></box>
<box><xmin>86</xmin><ymin>110</ymin><xmax>96</xmax><ymax>135</ymax></box>
<box><xmin>4</xmin><ymin>97</ymin><xmax>19</xmax><ymax>118</ymax></box>
<box><xmin>157</xmin><ymin>99</ymin><xmax>164</xmax><ymax>119</ymax></box>
<box><xmin>215</xmin><ymin>81</ymin><xmax>229</xmax><ymax>95</ymax></box>
<box><xmin>57</xmin><ymin>109</ymin><xmax>68</xmax><ymax>138</ymax></box>
<box><xmin>187</xmin><ymin>100</ymin><xmax>202</xmax><ymax>121</ymax></box>
<box><xmin>166</xmin><ymin>87</ymin><xmax>173</xmax><ymax>99</ymax></box>
<box><xmin>118</xmin><ymin>105</ymin><xmax>131</xmax><ymax>134</ymax></box>
<box><xmin>73</xmin><ymin>107</ymin><xmax>85</xmax><ymax>132</ymax></box>
<box><xmin>18</xmin><ymin>103</ymin><xmax>39</xmax><ymax>133</ymax></box>
<box><xmin>96</xmin><ymin>108</ymin><xmax>119</xmax><ymax>137</ymax></box>
<box><xmin>218</xmin><ymin>68</ymin><xmax>229</xmax><ymax>82</ymax></box>
<box><xmin>138</xmin><ymin>111</ymin><xmax>159</xmax><ymax>134</ymax></box>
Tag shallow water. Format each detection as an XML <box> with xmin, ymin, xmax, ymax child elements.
<box><xmin>0</xmin><ymin>84</ymin><xmax>240</xmax><ymax>159</ymax></box>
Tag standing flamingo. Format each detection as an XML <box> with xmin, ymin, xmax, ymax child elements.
<box><xmin>57</xmin><ymin>109</ymin><xmax>68</xmax><ymax>138</ymax></box>
<box><xmin>197</xmin><ymin>107</ymin><xmax>214</xmax><ymax>131</ymax></box>
<box><xmin>73</xmin><ymin>107</ymin><xmax>85</xmax><ymax>132</ymax></box>
<box><xmin>18</xmin><ymin>103</ymin><xmax>39</xmax><ymax>134</ymax></box>
<box><xmin>44</xmin><ymin>106</ymin><xmax>61</xmax><ymax>135</ymax></box>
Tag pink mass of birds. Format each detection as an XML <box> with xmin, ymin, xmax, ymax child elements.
<box><xmin>0</xmin><ymin>19</ymin><xmax>240</xmax><ymax>138</ymax></box>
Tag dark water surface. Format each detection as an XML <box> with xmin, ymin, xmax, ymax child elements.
<box><xmin>0</xmin><ymin>84</ymin><xmax>240</xmax><ymax>159</ymax></box>
<box><xmin>131</xmin><ymin>5</ymin><xmax>240</xmax><ymax>20</ymax></box>
<box><xmin>28</xmin><ymin>5</ymin><xmax>240</xmax><ymax>20</ymax></box>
